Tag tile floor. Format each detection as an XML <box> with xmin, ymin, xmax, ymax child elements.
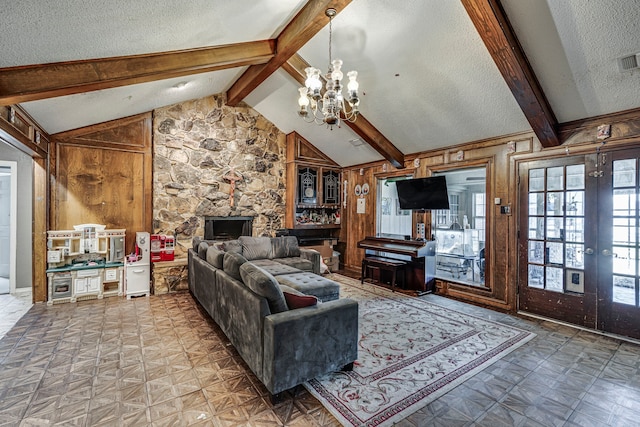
<box><xmin>0</xmin><ymin>287</ymin><xmax>32</xmax><ymax>341</ymax></box>
<box><xmin>0</xmin><ymin>278</ymin><xmax>639</xmax><ymax>426</ymax></box>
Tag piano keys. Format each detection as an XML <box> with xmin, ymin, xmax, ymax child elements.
<box><xmin>357</xmin><ymin>234</ymin><xmax>437</xmax><ymax>294</ymax></box>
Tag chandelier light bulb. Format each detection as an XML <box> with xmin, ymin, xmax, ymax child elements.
<box><xmin>347</xmin><ymin>71</ymin><xmax>359</xmax><ymax>92</ymax></box>
<box><xmin>331</xmin><ymin>59</ymin><xmax>344</xmax><ymax>82</ymax></box>
<box><xmin>298</xmin><ymin>87</ymin><xmax>310</xmax><ymax>106</ymax></box>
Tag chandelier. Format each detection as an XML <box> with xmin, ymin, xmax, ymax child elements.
<box><xmin>297</xmin><ymin>8</ymin><xmax>360</xmax><ymax>128</ymax></box>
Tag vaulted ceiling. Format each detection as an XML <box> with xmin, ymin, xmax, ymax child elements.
<box><xmin>1</xmin><ymin>0</ymin><xmax>639</xmax><ymax>167</ymax></box>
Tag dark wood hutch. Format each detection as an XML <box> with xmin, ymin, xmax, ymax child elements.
<box><xmin>285</xmin><ymin>132</ymin><xmax>342</xmax><ymax>232</ymax></box>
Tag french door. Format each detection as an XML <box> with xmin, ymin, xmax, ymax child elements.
<box><xmin>518</xmin><ymin>149</ymin><xmax>640</xmax><ymax>339</ymax></box>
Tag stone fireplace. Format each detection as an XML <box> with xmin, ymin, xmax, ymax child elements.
<box><xmin>205</xmin><ymin>216</ymin><xmax>253</xmax><ymax>240</ymax></box>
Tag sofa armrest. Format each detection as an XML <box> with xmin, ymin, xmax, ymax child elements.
<box><xmin>262</xmin><ymin>298</ymin><xmax>359</xmax><ymax>394</ymax></box>
<box><xmin>299</xmin><ymin>248</ymin><xmax>321</xmax><ymax>275</ymax></box>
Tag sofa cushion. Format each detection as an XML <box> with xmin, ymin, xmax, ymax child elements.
<box><xmin>239</xmin><ymin>263</ymin><xmax>288</xmax><ymax>314</ymax></box>
<box><xmin>250</xmin><ymin>259</ymin><xmax>301</xmax><ymax>276</ymax></box>
<box><xmin>239</xmin><ymin>236</ymin><xmax>273</xmax><ymax>260</ymax></box>
<box><xmin>198</xmin><ymin>241</ymin><xmax>209</xmax><ymax>259</ymax></box>
<box><xmin>283</xmin><ymin>292</ymin><xmax>318</xmax><ymax>310</ymax></box>
<box><xmin>222</xmin><ymin>239</ymin><xmax>242</xmax><ymax>254</ymax></box>
<box><xmin>273</xmin><ymin>257</ymin><xmax>314</xmax><ymax>272</ymax></box>
<box><xmin>276</xmin><ymin>272</ymin><xmax>340</xmax><ymax>302</ymax></box>
<box><xmin>223</xmin><ymin>251</ymin><xmax>248</xmax><ymax>281</ymax></box>
<box><xmin>206</xmin><ymin>246</ymin><xmax>225</xmax><ymax>269</ymax></box>
<box><xmin>271</xmin><ymin>236</ymin><xmax>301</xmax><ymax>258</ymax></box>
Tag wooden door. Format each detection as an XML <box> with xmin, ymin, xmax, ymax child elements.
<box><xmin>519</xmin><ymin>150</ymin><xmax>640</xmax><ymax>340</ymax></box>
<box><xmin>597</xmin><ymin>150</ymin><xmax>640</xmax><ymax>338</ymax></box>
<box><xmin>518</xmin><ymin>156</ymin><xmax>598</xmax><ymax>328</ymax></box>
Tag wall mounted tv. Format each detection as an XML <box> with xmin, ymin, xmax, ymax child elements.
<box><xmin>396</xmin><ymin>176</ymin><xmax>450</xmax><ymax>210</ymax></box>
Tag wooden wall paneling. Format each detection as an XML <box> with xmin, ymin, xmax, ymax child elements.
<box><xmin>32</xmin><ymin>156</ymin><xmax>48</xmax><ymax>303</ymax></box>
<box><xmin>343</xmin><ymin>167</ymin><xmax>378</xmax><ymax>271</ymax></box>
<box><xmin>51</xmin><ymin>113</ymin><xmax>152</xmax><ymax>255</ymax></box>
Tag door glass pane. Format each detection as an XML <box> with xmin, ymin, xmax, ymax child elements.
<box><xmin>566</xmin><ymin>244</ymin><xmax>584</xmax><ymax>269</ymax></box>
<box><xmin>529</xmin><ymin>217</ymin><xmax>544</xmax><ymax>239</ymax></box>
<box><xmin>565</xmin><ymin>218</ymin><xmax>584</xmax><ymax>243</ymax></box>
<box><xmin>566</xmin><ymin>165</ymin><xmax>585</xmax><ymax>190</ymax></box>
<box><xmin>566</xmin><ymin>191</ymin><xmax>584</xmax><ymax>216</ymax></box>
<box><xmin>547</xmin><ymin>167</ymin><xmax>564</xmax><ymax>191</ymax></box>
<box><xmin>613</xmin><ymin>159</ymin><xmax>636</xmax><ymax>188</ymax></box>
<box><xmin>613</xmin><ymin>189</ymin><xmax>636</xmax><ymax>216</ymax></box>
<box><xmin>547</xmin><ymin>192</ymin><xmax>564</xmax><ymax>215</ymax></box>
<box><xmin>529</xmin><ymin>168</ymin><xmax>545</xmax><ymax>191</ymax></box>
<box><xmin>547</xmin><ymin>242</ymin><xmax>564</xmax><ymax>264</ymax></box>
<box><xmin>529</xmin><ymin>193</ymin><xmax>544</xmax><ymax>215</ymax></box>
<box><xmin>613</xmin><ymin>217</ymin><xmax>636</xmax><ymax>245</ymax></box>
<box><xmin>528</xmin><ymin>241</ymin><xmax>544</xmax><ymax>263</ymax></box>
<box><xmin>546</xmin><ymin>217</ymin><xmax>564</xmax><ymax>240</ymax></box>
<box><xmin>612</xmin><ymin>246</ymin><xmax>637</xmax><ymax>276</ymax></box>
<box><xmin>528</xmin><ymin>265</ymin><xmax>544</xmax><ymax>288</ymax></box>
<box><xmin>612</xmin><ymin>275</ymin><xmax>635</xmax><ymax>305</ymax></box>
<box><xmin>546</xmin><ymin>267</ymin><xmax>564</xmax><ymax>292</ymax></box>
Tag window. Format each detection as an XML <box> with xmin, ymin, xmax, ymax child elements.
<box><xmin>433</xmin><ymin>167</ymin><xmax>487</xmax><ymax>287</ymax></box>
<box><xmin>376</xmin><ymin>177</ymin><xmax>412</xmax><ymax>236</ymax></box>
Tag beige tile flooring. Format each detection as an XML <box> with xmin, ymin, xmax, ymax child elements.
<box><xmin>0</xmin><ymin>289</ymin><xmax>32</xmax><ymax>341</ymax></box>
<box><xmin>1</xmin><ymin>282</ymin><xmax>640</xmax><ymax>426</ymax></box>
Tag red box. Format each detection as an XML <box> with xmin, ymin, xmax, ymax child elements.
<box><xmin>150</xmin><ymin>234</ymin><xmax>163</xmax><ymax>262</ymax></box>
<box><xmin>161</xmin><ymin>236</ymin><xmax>174</xmax><ymax>261</ymax></box>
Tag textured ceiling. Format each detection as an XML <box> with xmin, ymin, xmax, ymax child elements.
<box><xmin>3</xmin><ymin>0</ymin><xmax>640</xmax><ymax>167</ymax></box>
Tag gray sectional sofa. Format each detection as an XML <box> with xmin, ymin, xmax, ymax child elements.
<box><xmin>188</xmin><ymin>235</ymin><xmax>359</xmax><ymax>397</ymax></box>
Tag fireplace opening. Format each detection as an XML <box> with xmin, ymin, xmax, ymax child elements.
<box><xmin>205</xmin><ymin>216</ymin><xmax>253</xmax><ymax>240</ymax></box>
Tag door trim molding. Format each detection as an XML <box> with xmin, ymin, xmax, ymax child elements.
<box><xmin>0</xmin><ymin>160</ymin><xmax>17</xmax><ymax>294</ymax></box>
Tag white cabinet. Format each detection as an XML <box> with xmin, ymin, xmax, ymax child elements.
<box><xmin>74</xmin><ymin>269</ymin><xmax>101</xmax><ymax>299</ymax></box>
<box><xmin>125</xmin><ymin>264</ymin><xmax>150</xmax><ymax>298</ymax></box>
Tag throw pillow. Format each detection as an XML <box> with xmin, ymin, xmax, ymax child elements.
<box><xmin>192</xmin><ymin>236</ymin><xmax>202</xmax><ymax>251</ymax></box>
<box><xmin>283</xmin><ymin>292</ymin><xmax>318</xmax><ymax>310</ymax></box>
<box><xmin>223</xmin><ymin>251</ymin><xmax>248</xmax><ymax>281</ymax></box>
<box><xmin>206</xmin><ymin>246</ymin><xmax>225</xmax><ymax>269</ymax></box>
<box><xmin>271</xmin><ymin>236</ymin><xmax>301</xmax><ymax>258</ymax></box>
<box><xmin>198</xmin><ymin>241</ymin><xmax>209</xmax><ymax>259</ymax></box>
<box><xmin>239</xmin><ymin>263</ymin><xmax>288</xmax><ymax>314</ymax></box>
<box><xmin>223</xmin><ymin>239</ymin><xmax>242</xmax><ymax>254</ymax></box>
<box><xmin>239</xmin><ymin>236</ymin><xmax>272</xmax><ymax>260</ymax></box>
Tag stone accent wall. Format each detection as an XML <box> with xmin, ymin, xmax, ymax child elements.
<box><xmin>153</xmin><ymin>94</ymin><xmax>287</xmax><ymax>258</ymax></box>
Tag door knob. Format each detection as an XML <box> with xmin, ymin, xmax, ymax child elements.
<box><xmin>602</xmin><ymin>249</ymin><xmax>612</xmax><ymax>257</ymax></box>
<box><xmin>584</xmin><ymin>248</ymin><xmax>594</xmax><ymax>255</ymax></box>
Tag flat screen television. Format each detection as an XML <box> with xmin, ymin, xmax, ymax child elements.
<box><xmin>396</xmin><ymin>176</ymin><xmax>450</xmax><ymax>210</ymax></box>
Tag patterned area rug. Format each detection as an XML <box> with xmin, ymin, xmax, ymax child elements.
<box><xmin>305</xmin><ymin>275</ymin><xmax>535</xmax><ymax>427</ymax></box>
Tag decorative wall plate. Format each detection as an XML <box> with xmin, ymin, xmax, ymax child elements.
<box><xmin>304</xmin><ymin>187</ymin><xmax>314</xmax><ymax>198</ymax></box>
<box><xmin>354</xmin><ymin>184</ymin><xmax>362</xmax><ymax>196</ymax></box>
<box><xmin>361</xmin><ymin>183</ymin><xmax>370</xmax><ymax>195</ymax></box>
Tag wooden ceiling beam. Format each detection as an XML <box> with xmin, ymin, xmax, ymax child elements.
<box><xmin>283</xmin><ymin>54</ymin><xmax>405</xmax><ymax>169</ymax></box>
<box><xmin>0</xmin><ymin>40</ymin><xmax>276</xmax><ymax>105</ymax></box>
<box><xmin>461</xmin><ymin>0</ymin><xmax>560</xmax><ymax>147</ymax></box>
<box><xmin>225</xmin><ymin>0</ymin><xmax>352</xmax><ymax>107</ymax></box>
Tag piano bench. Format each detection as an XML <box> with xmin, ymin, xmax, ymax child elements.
<box><xmin>361</xmin><ymin>256</ymin><xmax>407</xmax><ymax>292</ymax></box>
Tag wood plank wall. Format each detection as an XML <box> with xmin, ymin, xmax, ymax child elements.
<box><xmin>50</xmin><ymin>113</ymin><xmax>153</xmax><ymax>256</ymax></box>
<box><xmin>341</xmin><ymin>132</ymin><xmax>530</xmax><ymax>311</ymax></box>
<box><xmin>340</xmin><ymin>108</ymin><xmax>640</xmax><ymax>312</ymax></box>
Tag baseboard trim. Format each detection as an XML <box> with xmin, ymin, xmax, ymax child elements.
<box><xmin>517</xmin><ymin>310</ymin><xmax>640</xmax><ymax>346</ymax></box>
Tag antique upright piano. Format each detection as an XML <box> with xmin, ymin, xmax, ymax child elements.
<box><xmin>357</xmin><ymin>234</ymin><xmax>437</xmax><ymax>294</ymax></box>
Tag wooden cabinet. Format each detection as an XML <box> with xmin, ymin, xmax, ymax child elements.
<box><xmin>285</xmin><ymin>132</ymin><xmax>343</xmax><ymax>230</ymax></box>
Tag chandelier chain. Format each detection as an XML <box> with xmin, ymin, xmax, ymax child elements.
<box><xmin>328</xmin><ymin>13</ymin><xmax>333</xmax><ymax>69</ymax></box>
